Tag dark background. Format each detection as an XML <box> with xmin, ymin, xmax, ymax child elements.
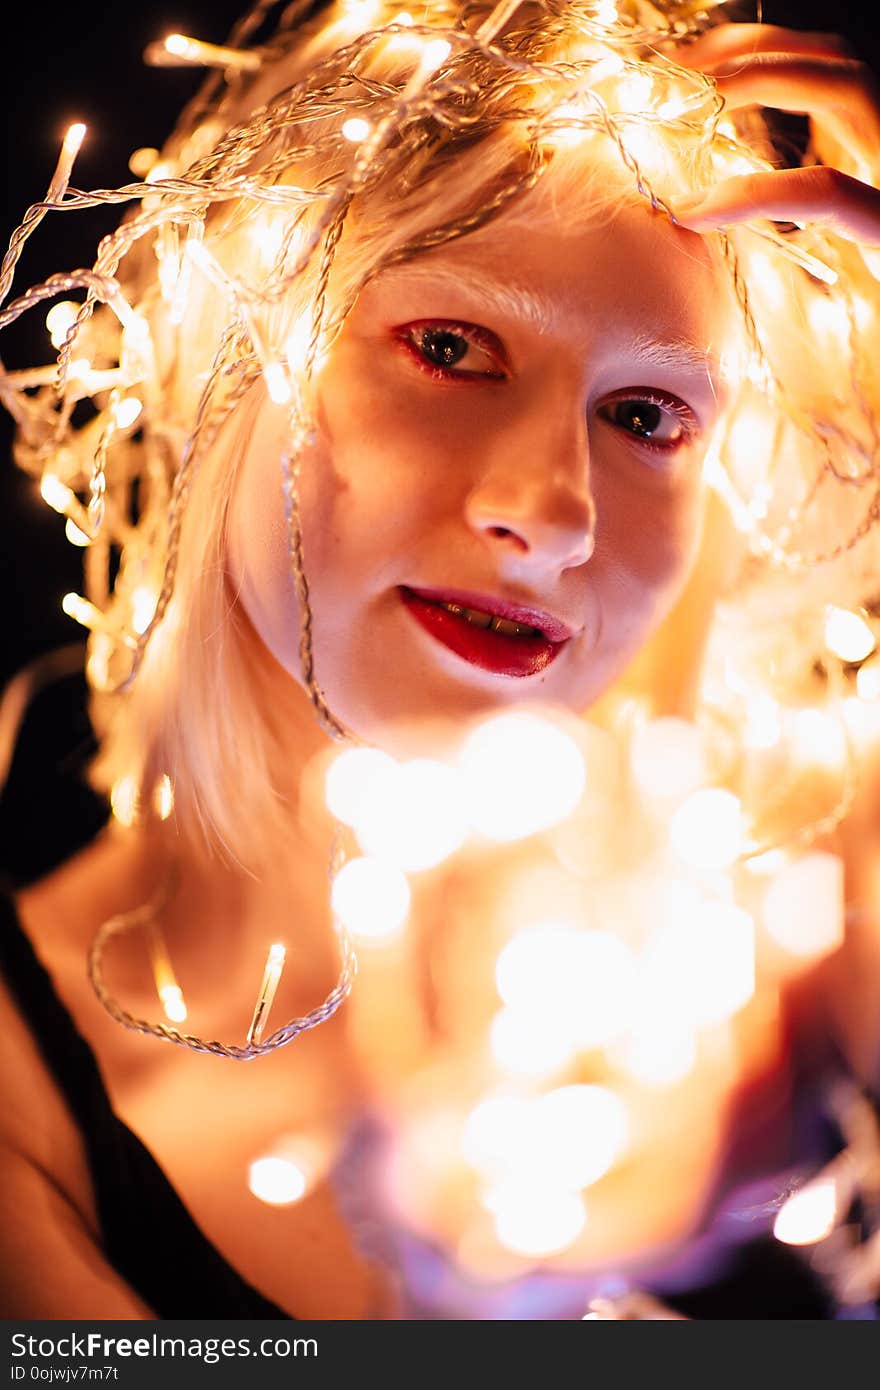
<box><xmin>0</xmin><ymin>2</ymin><xmax>877</xmax><ymax>881</ymax></box>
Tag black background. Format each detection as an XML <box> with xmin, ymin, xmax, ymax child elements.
<box><xmin>0</xmin><ymin>3</ymin><xmax>877</xmax><ymax>880</ymax></box>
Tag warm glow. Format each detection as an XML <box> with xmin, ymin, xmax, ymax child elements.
<box><xmin>489</xmin><ymin>1006</ymin><xmax>577</xmax><ymax>1078</ymax></box>
<box><xmin>164</xmin><ymin>33</ymin><xmax>191</xmax><ymax>56</ymax></box>
<box><xmin>494</xmin><ymin>924</ymin><xmax>637</xmax><ymax>1050</ymax></box>
<box><xmin>773</xmin><ymin>1178</ymin><xmax>837</xmax><ymax>1246</ymax></box>
<box><xmin>857</xmin><ymin>657</ymin><xmax>880</xmax><ymax>701</ymax></box>
<box><xmin>823</xmin><ymin>605</ymin><xmax>876</xmax><ymax>663</ymax></box>
<box><xmin>419</xmin><ymin>38</ymin><xmax>452</xmax><ymax>72</ymax></box>
<box><xmin>670</xmin><ymin>788</ymin><xmax>743</xmax><ymax>871</ymax></box>
<box><xmin>808</xmin><ymin>295</ymin><xmax>850</xmax><ymax>346</ymax></box>
<box><xmin>153</xmin><ymin>773</ymin><xmax>175</xmax><ymax>821</ymax></box>
<box><xmin>113</xmin><ymin>396</ymin><xmax>143</xmax><ymax>430</ymax></box>
<box><xmin>791</xmin><ymin>708</ymin><xmax>848</xmax><ymax>769</ymax></box>
<box><xmin>286</xmin><ymin>316</ymin><xmax>314</xmax><ymax>374</ymax></box>
<box><xmin>461</xmin><ymin>1095</ymin><xmax>532</xmax><ymax>1179</ymax></box>
<box><xmin>529</xmin><ymin>1085</ymin><xmax>628</xmax><ymax>1190</ymax></box>
<box><xmin>159</xmin><ymin>984</ymin><xmax>187</xmax><ymax>1024</ymax></box>
<box><xmin>458</xmin><ymin>711</ymin><xmax>585</xmax><ymax>842</ymax></box>
<box><xmin>110</xmin><ymin>775</ymin><xmax>139</xmax><ymax>827</ymax></box>
<box><xmin>330</xmin><ymin>855</ymin><xmax>411</xmax><ymax>940</ymax></box>
<box><xmin>64</xmin><ymin>518</ymin><xmax>90</xmax><ymax>547</ymax></box>
<box><xmin>743</xmin><ymin>695</ymin><xmax>783</xmax><ymax>750</ymax></box>
<box><xmin>639</xmin><ymin>899</ymin><xmax>755</xmax><ymax>1028</ymax></box>
<box><xmin>45</xmin><ymin>300</ymin><xmax>79</xmax><ymax>349</ymax></box>
<box><xmin>353</xmin><ymin>758</ymin><xmax>468</xmax><ymax>872</ymax></box>
<box><xmin>263</xmin><ymin>360</ymin><xmax>292</xmax><ymax>404</ymax></box>
<box><xmin>325</xmin><ymin>747</ymin><xmax>398</xmax><ymax>826</ymax></box>
<box><xmin>629</xmin><ymin>716</ymin><xmax>707</xmax><ymax>803</ymax></box>
<box><xmin>594</xmin><ymin>0</ymin><xmax>619</xmax><ymax>26</ymax></box>
<box><xmin>489</xmin><ymin>1183</ymin><xmax>586</xmax><ymax>1257</ymax></box>
<box><xmin>247</xmin><ymin>1155</ymin><xmax>308</xmax><ymax>1206</ymax></box>
<box><xmin>130</xmin><ymin>586</ymin><xmax>158</xmax><ymax>636</ymax></box>
<box><xmin>612</xmin><ymin>1026</ymin><xmax>697</xmax><ymax>1087</ymax></box>
<box><xmin>41</xmin><ymin>474</ymin><xmax>75</xmax><ymax>514</ymax></box>
<box><xmin>342</xmin><ymin>117</ymin><xmax>371</xmax><ymax>143</ymax></box>
<box><xmin>761</xmin><ymin>853</ymin><xmax>845</xmax><ymax>960</ymax></box>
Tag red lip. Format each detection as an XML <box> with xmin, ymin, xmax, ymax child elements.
<box><xmin>400</xmin><ymin>586</ymin><xmax>573</xmax><ymax>678</ymax></box>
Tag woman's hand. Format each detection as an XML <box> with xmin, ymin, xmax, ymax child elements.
<box><xmin>672</xmin><ymin>23</ymin><xmax>880</xmax><ymax>274</ymax></box>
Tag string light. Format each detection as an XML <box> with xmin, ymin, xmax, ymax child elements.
<box><xmin>246</xmin><ymin>943</ymin><xmax>286</xmax><ymax>1045</ymax></box>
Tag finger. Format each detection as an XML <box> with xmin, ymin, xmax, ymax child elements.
<box><xmin>675</xmin><ymin>23</ymin><xmax>855</xmax><ymax>70</ymax></box>
<box><xmin>708</xmin><ymin>52</ymin><xmax>879</xmax><ymax>125</ymax></box>
<box><xmin>674</xmin><ymin>167</ymin><xmax>880</xmax><ymax>248</ymax></box>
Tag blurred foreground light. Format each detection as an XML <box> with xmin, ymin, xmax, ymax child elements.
<box><xmin>110</xmin><ymin>775</ymin><xmax>139</xmax><ymax>827</ymax></box>
<box><xmin>458</xmin><ymin>711</ymin><xmax>585</xmax><ymax>841</ymax></box>
<box><xmin>325</xmin><ymin>747</ymin><xmax>398</xmax><ymax>826</ymax></box>
<box><xmin>773</xmin><ymin>1178</ymin><xmax>837</xmax><ymax>1246</ymax></box>
<box><xmin>530</xmin><ymin>1085</ymin><xmax>628</xmax><ymax>1191</ymax></box>
<box><xmin>461</xmin><ymin>1095</ymin><xmax>531</xmax><ymax>1178</ymax></box>
<box><xmin>629</xmin><ymin>716</ymin><xmax>707</xmax><ymax>803</ymax></box>
<box><xmin>489</xmin><ymin>1006</ymin><xmax>576</xmax><ymax>1078</ymax></box>
<box><xmin>41</xmin><ymin>473</ymin><xmax>74</xmax><ymax>513</ymax></box>
<box><xmin>153</xmin><ymin>773</ymin><xmax>175</xmax><ymax>822</ymax></box>
<box><xmin>112</xmin><ymin>396</ymin><xmax>143</xmax><ymax>430</ymax></box>
<box><xmin>611</xmin><ymin>1026</ymin><xmax>696</xmax><ymax>1087</ymax></box>
<box><xmin>45</xmin><ymin>300</ymin><xmax>79</xmax><ymax>349</ymax></box>
<box><xmin>791</xmin><ymin>708</ymin><xmax>848</xmax><ymax>769</ymax></box>
<box><xmin>857</xmin><ymin>657</ymin><xmax>880</xmax><ymax>701</ymax></box>
<box><xmin>761</xmin><ymin>852</ymin><xmax>844</xmax><ymax>960</ymax></box>
<box><xmin>824</xmin><ymin>606</ymin><xmax>875</xmax><ymax>663</ymax></box>
<box><xmin>342</xmin><ymin>117</ymin><xmax>371</xmax><ymax>142</ymax></box>
<box><xmin>248</xmin><ymin>1155</ymin><xmax>308</xmax><ymax>1207</ymax></box>
<box><xmin>488</xmin><ymin>1183</ymin><xmax>586</xmax><ymax>1257</ymax></box>
<box><xmin>640</xmin><ymin>901</ymin><xmax>755</xmax><ymax>1028</ymax></box>
<box><xmin>353</xmin><ymin>758</ymin><xmax>467</xmax><ymax>871</ymax></box>
<box><xmin>65</xmin><ymin>518</ymin><xmax>91</xmax><ymax>546</ymax></box>
<box><xmin>131</xmin><ymin>586</ymin><xmax>158</xmax><ymax>636</ymax></box>
<box><xmin>670</xmin><ymin>788</ymin><xmax>743</xmax><ymax>870</ymax></box>
<box><xmin>495</xmin><ymin>924</ymin><xmax>636</xmax><ymax>1049</ymax></box>
<box><xmin>330</xmin><ymin>855</ymin><xmax>410</xmax><ymax>941</ymax></box>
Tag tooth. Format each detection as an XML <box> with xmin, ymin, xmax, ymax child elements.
<box><xmin>464</xmin><ymin>608</ymin><xmax>493</xmax><ymax>629</ymax></box>
<box><xmin>491</xmin><ymin>616</ymin><xmax>526</xmax><ymax>636</ymax></box>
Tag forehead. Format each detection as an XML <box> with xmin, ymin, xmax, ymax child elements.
<box><xmin>377</xmin><ymin>187</ymin><xmax>732</xmax><ymax>360</ymax></box>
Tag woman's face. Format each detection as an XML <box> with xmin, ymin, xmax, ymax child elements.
<box><xmin>228</xmin><ymin>185</ymin><xmax>733</xmax><ymax>750</ymax></box>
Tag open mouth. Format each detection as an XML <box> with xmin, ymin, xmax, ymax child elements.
<box><xmin>399</xmin><ymin>586</ymin><xmax>571</xmax><ymax>678</ymax></box>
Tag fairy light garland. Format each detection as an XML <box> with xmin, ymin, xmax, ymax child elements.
<box><xmin>2</xmin><ymin>0</ymin><xmax>880</xmax><ymax>1308</ymax></box>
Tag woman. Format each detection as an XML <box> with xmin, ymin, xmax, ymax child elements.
<box><xmin>0</xmin><ymin>0</ymin><xmax>879</xmax><ymax>1319</ymax></box>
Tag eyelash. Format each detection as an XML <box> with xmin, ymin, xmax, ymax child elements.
<box><xmin>394</xmin><ymin>320</ymin><xmax>699</xmax><ymax>453</ymax></box>
<box><xmin>394</xmin><ymin>320</ymin><xmax>508</xmax><ymax>380</ymax></box>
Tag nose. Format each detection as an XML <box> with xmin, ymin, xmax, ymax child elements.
<box><xmin>464</xmin><ymin>396</ymin><xmax>596</xmax><ymax>571</ymax></box>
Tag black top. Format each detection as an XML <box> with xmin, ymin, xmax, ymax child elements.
<box><xmin>0</xmin><ymin>889</ymin><xmax>290</xmax><ymax>1319</ymax></box>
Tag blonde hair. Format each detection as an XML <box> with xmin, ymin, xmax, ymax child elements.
<box><xmin>2</xmin><ymin>0</ymin><xmax>878</xmax><ymax>870</ymax></box>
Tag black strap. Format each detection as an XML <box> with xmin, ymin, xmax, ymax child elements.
<box><xmin>0</xmin><ymin>889</ymin><xmax>290</xmax><ymax>1318</ymax></box>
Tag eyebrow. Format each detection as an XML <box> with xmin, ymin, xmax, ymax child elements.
<box><xmin>382</xmin><ymin>263</ymin><xmax>723</xmax><ymax>388</ymax></box>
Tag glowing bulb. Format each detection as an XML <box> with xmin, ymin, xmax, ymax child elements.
<box><xmin>112</xmin><ymin>397</ymin><xmax>143</xmax><ymax>430</ymax></box>
<box><xmin>159</xmin><ymin>985</ymin><xmax>187</xmax><ymax>1023</ymax></box>
<box><xmin>41</xmin><ymin>474</ymin><xmax>75</xmax><ymax>514</ymax></box>
<box><xmin>857</xmin><ymin>657</ymin><xmax>880</xmax><ymax>701</ymax></box>
<box><xmin>808</xmin><ymin>295</ymin><xmax>850</xmax><ymax>345</ymax></box>
<box><xmin>462</xmin><ymin>1095</ymin><xmax>532</xmax><ymax>1178</ymax></box>
<box><xmin>65</xmin><ymin>518</ymin><xmax>90</xmax><ymax>547</ymax></box>
<box><xmin>110</xmin><ymin>775</ymin><xmax>139</xmax><ymax>827</ymax></box>
<box><xmin>330</xmin><ymin>855</ymin><xmax>410</xmax><ymax>940</ymax></box>
<box><xmin>129</xmin><ymin>146</ymin><xmax>160</xmax><ymax>177</ymax></box>
<box><xmin>495</xmin><ymin>924</ymin><xmax>637</xmax><ymax>1049</ymax></box>
<box><xmin>248</xmin><ymin>1155</ymin><xmax>308</xmax><ymax>1206</ymax></box>
<box><xmin>353</xmin><ymin>758</ymin><xmax>468</xmax><ymax>871</ymax></box>
<box><xmin>761</xmin><ymin>853</ymin><xmax>845</xmax><ymax>961</ymax></box>
<box><xmin>612</xmin><ymin>1027</ymin><xmax>696</xmax><ymax>1087</ymax></box>
<box><xmin>639</xmin><ymin>901</ymin><xmax>755</xmax><ymax>1028</ymax></box>
<box><xmin>629</xmin><ymin>717</ymin><xmax>707</xmax><ymax>803</ymax></box>
<box><xmin>773</xmin><ymin>1178</ymin><xmax>837</xmax><ymax>1246</ymax></box>
<box><xmin>263</xmin><ymin>360</ymin><xmax>292</xmax><ymax>404</ymax></box>
<box><xmin>342</xmin><ymin>117</ymin><xmax>371</xmax><ymax>142</ymax></box>
<box><xmin>62</xmin><ymin>592</ymin><xmax>104</xmax><ymax>632</ymax></box>
<box><xmin>590</xmin><ymin>53</ymin><xmax>625</xmax><ymax>83</ymax></box>
<box><xmin>614</xmin><ymin>71</ymin><xmax>653</xmax><ymax>115</ymax></box>
<box><xmin>489</xmin><ymin>1006</ymin><xmax>577</xmax><ymax>1078</ymax></box>
<box><xmin>743</xmin><ymin>694</ymin><xmax>783</xmax><ymax>750</ymax></box>
<box><xmin>530</xmin><ymin>1085</ymin><xmax>628</xmax><ymax>1190</ymax></box>
<box><xmin>153</xmin><ymin>774</ymin><xmax>175</xmax><ymax>821</ymax></box>
<box><xmin>458</xmin><ymin>711</ymin><xmax>586</xmax><ymax>842</ymax></box>
<box><xmin>791</xmin><ymin>708</ymin><xmax>848</xmax><ymax>769</ymax></box>
<box><xmin>594</xmin><ymin>0</ymin><xmax>618</xmax><ymax>25</ymax></box>
<box><xmin>285</xmin><ymin>316</ymin><xmax>314</xmax><ymax>374</ymax></box>
<box><xmin>45</xmin><ymin>300</ymin><xmax>79</xmax><ymax>349</ymax></box>
<box><xmin>419</xmin><ymin>38</ymin><xmax>452</xmax><ymax>72</ymax></box>
<box><xmin>823</xmin><ymin>605</ymin><xmax>875</xmax><ymax>663</ymax></box>
<box><xmin>131</xmin><ymin>586</ymin><xmax>157</xmax><ymax>635</ymax></box>
<box><xmin>164</xmin><ymin>33</ymin><xmax>190</xmax><ymax>56</ymax></box>
<box><xmin>325</xmin><ymin>747</ymin><xmax>398</xmax><ymax>826</ymax></box>
<box><xmin>395</xmin><ymin>10</ymin><xmax>414</xmax><ymax>22</ymax></box>
<box><xmin>670</xmin><ymin>788</ymin><xmax>743</xmax><ymax>870</ymax></box>
<box><xmin>490</xmin><ymin>1184</ymin><xmax>585</xmax><ymax>1257</ymax></box>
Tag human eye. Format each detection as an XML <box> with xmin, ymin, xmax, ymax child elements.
<box><xmin>394</xmin><ymin>319</ymin><xmax>508</xmax><ymax>380</ymax></box>
<box><xmin>596</xmin><ymin>388</ymin><xmax>699</xmax><ymax>455</ymax></box>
